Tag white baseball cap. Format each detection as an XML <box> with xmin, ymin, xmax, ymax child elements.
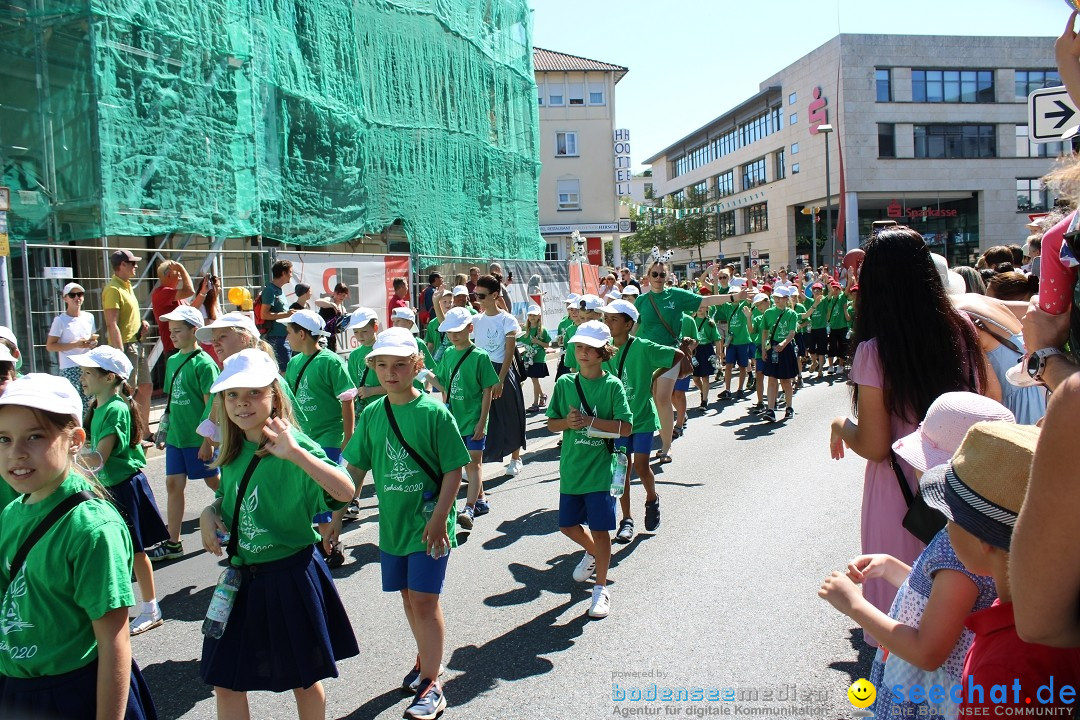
<box><xmin>598</xmin><ymin>299</ymin><xmax>640</xmax><ymax>323</ymax></box>
<box><xmin>577</xmin><ymin>294</ymin><xmax>604</xmax><ymax>312</ymax></box>
<box><xmin>347</xmin><ymin>307</ymin><xmax>378</xmax><ymax>331</ymax></box>
<box><xmin>69</xmin><ymin>345</ymin><xmax>133</xmax><ymax>380</ymax></box>
<box><xmin>568</xmin><ymin>320</ymin><xmax>612</xmax><ymax>348</ymax></box>
<box><xmin>160</xmin><ymin>304</ymin><xmax>205</xmax><ymax>328</ymax></box>
<box><xmin>62</xmin><ymin>282</ymin><xmax>85</xmax><ymax>296</ymax></box>
<box><xmin>392</xmin><ymin>307</ymin><xmax>417</xmax><ymax>323</ymax></box>
<box><xmin>565</xmin><ymin>293</ymin><xmax>581</xmax><ymax>305</ymax></box>
<box><xmin>439</xmin><ymin>307</ymin><xmax>475</xmax><ymax>332</ymax></box>
<box><xmin>753</xmin><ymin>292</ymin><xmax>770</xmax><ymax>305</ymax></box>
<box><xmin>729</xmin><ymin>277</ymin><xmax>747</xmax><ymax>288</ymax></box>
<box><xmin>369</xmin><ymin>327</ymin><xmax>421</xmax><ymax>358</ymax></box>
<box><xmin>211</xmin><ymin>348</ymin><xmax>280</xmax><ymax>393</ymax></box>
<box><xmin>0</xmin><ymin>326</ymin><xmax>18</xmax><ymax>348</ymax></box>
<box><xmin>619</xmin><ymin>285</ymin><xmax>640</xmax><ymax>296</ymax></box>
<box><xmin>279</xmin><ymin>309</ymin><xmax>328</xmax><ymax>337</ymax></box>
<box><xmin>526</xmin><ymin>304</ymin><xmax>542</xmax><ymax>316</ymax></box>
<box><xmin>0</xmin><ymin>374</ymin><xmax>83</xmax><ymax>424</ymax></box>
<box><xmin>452</xmin><ymin>285</ymin><xmax>470</xmax><ymax>297</ymax></box>
<box><xmin>606</xmin><ymin>290</ymin><xmax>622</xmax><ymax>301</ymax></box>
<box><xmin>195</xmin><ymin>312</ymin><xmax>260</xmax><ymax>344</ymax></box>
<box><xmin>771</xmin><ymin>286</ymin><xmax>789</xmax><ymax>298</ymax></box>
<box><xmin>0</xmin><ymin>344</ymin><xmax>14</xmax><ymax>363</ymax></box>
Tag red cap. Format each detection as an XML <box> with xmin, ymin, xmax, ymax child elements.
<box><xmin>698</xmin><ymin>286</ymin><xmax>711</xmax><ymax>296</ymax></box>
<box><xmin>762</xmin><ymin>284</ymin><xmax>773</xmax><ymax>294</ymax></box>
<box><xmin>848</xmin><ymin>284</ymin><xmax>859</xmax><ymax>292</ymax></box>
<box><xmin>830</xmin><ymin>281</ymin><xmax>842</xmax><ymax>289</ymax></box>
<box><xmin>811</xmin><ymin>282</ymin><xmax>824</xmax><ymax>291</ymax></box>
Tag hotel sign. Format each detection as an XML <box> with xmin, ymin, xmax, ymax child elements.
<box><xmin>540</xmin><ymin>223</ymin><xmax>620</xmax><ymax>235</ymax></box>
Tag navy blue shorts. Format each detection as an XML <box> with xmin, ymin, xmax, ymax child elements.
<box><xmin>201</xmin><ymin>546</ymin><xmax>358</xmax><ymax>692</ymax></box>
<box><xmin>0</xmin><ymin>657</ymin><xmax>158</xmax><ymax>719</ymax></box>
<box><xmin>725</xmin><ymin>342</ymin><xmax>754</xmax><ymax>368</ymax></box>
<box><xmin>462</xmin><ymin>435</ymin><xmax>486</xmax><ymax>452</ymax></box>
<box><xmin>616</xmin><ymin>431</ymin><xmax>655</xmax><ymax>455</ymax></box>
<box><xmin>312</xmin><ymin>447</ymin><xmax>343</xmax><ymax>524</ymax></box>
<box><xmin>693</xmin><ymin>344</ymin><xmax>718</xmax><ymax>377</ymax></box>
<box><xmin>380</xmin><ymin>549</ymin><xmax>449</xmax><ymax>594</ymax></box>
<box><xmin>674</xmin><ymin>375</ymin><xmax>692</xmax><ymax>391</ymax></box>
<box><xmin>795</xmin><ymin>332</ymin><xmax>809</xmax><ymax>356</ymax></box>
<box><xmin>756</xmin><ymin>357</ymin><xmax>768</xmax><ymax>374</ymax></box>
<box><xmin>165</xmin><ymin>445</ymin><xmax>218</xmax><ymax>480</ymax></box>
<box><xmin>106</xmin><ymin>472</ymin><xmax>169</xmax><ymax>553</ymax></box>
<box><xmin>809</xmin><ymin>328</ymin><xmax>828</xmax><ymax>355</ymax></box>
<box><xmin>559</xmin><ymin>491</ymin><xmax>616</xmax><ymax>531</ymax></box>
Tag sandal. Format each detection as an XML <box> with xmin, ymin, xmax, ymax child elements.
<box><xmin>526</xmin><ymin>404</ymin><xmax>540</xmax><ymax>414</ymax></box>
<box><xmin>539</xmin><ymin>393</ymin><xmax>549</xmax><ymax>408</ymax></box>
<box><xmin>653</xmin><ymin>450</ymin><xmax>673</xmax><ymax>465</ymax></box>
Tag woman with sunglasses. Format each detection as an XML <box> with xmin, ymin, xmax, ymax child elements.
<box><xmin>635</xmin><ymin>255</ymin><xmax>734</xmax><ymax>462</ymax></box>
<box><xmin>46</xmin><ymin>282</ymin><xmax>98</xmax><ymax>415</ymax></box>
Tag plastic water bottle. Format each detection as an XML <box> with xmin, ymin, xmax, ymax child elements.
<box><xmin>154</xmin><ymin>411</ymin><xmax>170</xmax><ymax>447</ymax></box>
<box><xmin>421</xmin><ymin>493</ymin><xmax>447</xmax><ymax>560</ymax></box>
<box><xmin>610</xmin><ymin>452</ymin><xmax>628</xmax><ymax>498</ymax></box>
<box><xmin>202</xmin><ymin>566</ymin><xmax>241</xmax><ymax>639</ymax></box>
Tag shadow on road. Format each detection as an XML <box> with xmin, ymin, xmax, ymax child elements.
<box><xmin>140</xmin><ymin>658</ymin><xmax>212</xmax><ymax>718</ymax></box>
<box><xmin>482</xmin><ymin>508</ymin><xmax>560</xmax><ymax>550</ymax></box>
<box><xmin>609</xmin><ymin>532</ymin><xmax>651</xmax><ymax>569</ymax></box>
<box><xmin>337</xmin><ymin>688</ymin><xmax>407</xmax><ymax>720</ymax></box>
<box><xmin>827</xmin><ymin>628</ymin><xmax>875</xmax><ymax>683</ymax></box>
<box><xmin>161</xmin><ymin>584</ymin><xmax>215</xmax><ymax>622</ymax></box>
<box><xmin>328</xmin><ymin>541</ymin><xmax>381</xmax><ymax>579</ymax></box>
<box><xmin>483</xmin><ymin>551</ymin><xmax>576</xmax><ymax>607</ymax></box>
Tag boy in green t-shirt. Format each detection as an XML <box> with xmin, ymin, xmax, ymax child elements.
<box><xmin>562</xmin><ymin>295</ymin><xmax>605</xmax><ymax>372</ymax></box>
<box><xmin>598</xmin><ymin>300</ymin><xmax>681</xmax><ymax>543</ymax></box>
<box><xmin>282</xmin><ymin>309</ymin><xmax>356</xmax><ymax>566</ymax></box>
<box><xmin>429</xmin><ymin>307</ymin><xmax>500</xmax><ymax>530</ymax></box>
<box><xmin>747</xmin><ymin>293</ymin><xmax>772</xmax><ymax>413</ymax></box>
<box><xmin>346</xmin><ymin>307</ymin><xmax>384</xmax><ymax>412</ymax></box>
<box><xmin>149</xmin><ymin>305</ymin><xmax>220</xmax><ymax>562</ymax></box>
<box><xmin>759</xmin><ymin>287</ymin><xmax>800</xmax><ymax>422</ymax></box>
<box><xmin>691</xmin><ymin>304</ymin><xmax>722</xmax><ymax>408</ymax></box>
<box><xmin>801</xmin><ymin>282</ymin><xmax>829</xmax><ymax>379</ymax></box>
<box><xmin>342</xmin><ymin>327</ymin><xmax>470</xmax><ymax>717</ymax></box>
<box><xmin>826</xmin><ymin>283</ymin><xmax>849</xmax><ymax>374</ymax></box>
<box><xmin>719</xmin><ymin>279</ymin><xmax>755</xmax><ymax>401</ymax></box>
<box><xmin>546</xmin><ymin>320</ymin><xmax>632</xmax><ymax>619</ymax></box>
<box><xmin>554</xmin><ymin>294</ymin><xmax>581</xmax><ymax>379</ymax></box>
<box><xmin>708</xmin><ymin>269</ymin><xmax>733</xmax><ymax>381</ymax></box>
<box><xmin>424</xmin><ymin>290</ymin><xmax>454</xmax><ymax>364</ymax></box>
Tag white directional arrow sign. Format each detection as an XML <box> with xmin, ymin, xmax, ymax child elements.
<box><xmin>1028</xmin><ymin>86</ymin><xmax>1080</xmax><ymax>143</ymax></box>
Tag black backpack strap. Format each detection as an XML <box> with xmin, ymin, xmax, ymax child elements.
<box><xmin>9</xmin><ymin>490</ymin><xmax>96</xmax><ymax>580</ymax></box>
<box><xmin>165</xmin><ymin>349</ymin><xmax>201</xmax><ymax>414</ymax></box>
<box><xmin>616</xmin><ymin>337</ymin><xmax>634</xmax><ymax>380</ymax></box>
<box><xmin>226</xmin><ymin>455</ymin><xmax>263</xmax><ymax>561</ymax></box>
<box><xmin>290</xmin><ymin>350</ymin><xmax>322</xmax><ymax>394</ymax></box>
<box><xmin>383</xmin><ymin>398</ymin><xmax>441</xmax><ymax>490</ymax></box>
<box><xmin>890</xmin><ymin>451</ymin><xmax>916</xmax><ymax>508</ymax></box>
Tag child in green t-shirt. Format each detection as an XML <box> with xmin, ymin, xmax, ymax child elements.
<box><xmin>73</xmin><ymin>346</ymin><xmax>169</xmax><ymax>636</ymax></box>
<box><xmin>748</xmin><ymin>293</ymin><xmax>772</xmax><ymax>413</ymax></box>
<box><xmin>342</xmin><ymin>328</ymin><xmax>470</xmax><ymax>717</ymax></box>
<box><xmin>759</xmin><ymin>288</ymin><xmax>800</xmax><ymax>423</ymax></box>
<box><xmin>691</xmin><ymin>305</ymin><xmax>722</xmax><ymax>408</ymax></box>
<box><xmin>430</xmin><ymin>307</ymin><xmax>500</xmax><ymax>529</ymax></box>
<box><xmin>545</xmin><ymin>320</ymin><xmax>632</xmax><ymax>619</ymax></box>
<box><xmin>424</xmin><ymin>290</ymin><xmax>454</xmax><ymax>364</ymax></box>
<box><xmin>149</xmin><ymin>305</ymin><xmax>220</xmax><ymax>564</ymax></box>
<box><xmin>554</xmin><ymin>295</ymin><xmax>581</xmax><ymax>379</ymax></box>
<box><xmin>521</xmin><ymin>305</ymin><xmax>552</xmax><ymax>412</ymax></box>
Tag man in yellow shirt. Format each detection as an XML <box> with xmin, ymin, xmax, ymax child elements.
<box><xmin>103</xmin><ymin>249</ymin><xmax>152</xmax><ymax>433</ymax></box>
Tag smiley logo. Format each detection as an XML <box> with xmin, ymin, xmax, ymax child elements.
<box><xmin>847</xmin><ymin>679</ymin><xmax>876</xmax><ymax>709</ymax></box>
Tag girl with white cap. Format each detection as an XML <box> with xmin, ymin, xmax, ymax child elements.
<box><xmin>0</xmin><ymin>374</ymin><xmax>158</xmax><ymax>718</ymax></box>
<box><xmin>199</xmin><ymin>349</ymin><xmax>358</xmax><ymax>718</ymax></box>
<box><xmin>521</xmin><ymin>304</ymin><xmax>552</xmax><ymax>412</ymax></box>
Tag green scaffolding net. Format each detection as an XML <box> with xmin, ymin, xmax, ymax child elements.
<box><xmin>0</xmin><ymin>0</ymin><xmax>543</xmax><ymax>258</ymax></box>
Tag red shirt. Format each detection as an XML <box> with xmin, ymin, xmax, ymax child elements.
<box><xmin>961</xmin><ymin>600</ymin><xmax>1080</xmax><ymax>715</ymax></box>
<box><xmin>388</xmin><ymin>294</ymin><xmax>408</xmax><ymax>321</ymax></box>
<box><xmin>151</xmin><ymin>285</ymin><xmax>180</xmax><ymax>354</ymax></box>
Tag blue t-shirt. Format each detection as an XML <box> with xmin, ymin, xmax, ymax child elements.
<box><xmin>262</xmin><ymin>283</ymin><xmax>287</xmax><ymax>337</ymax></box>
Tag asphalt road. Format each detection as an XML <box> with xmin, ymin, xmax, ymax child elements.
<box><xmin>131</xmin><ymin>368</ymin><xmax>873</xmax><ymax>719</ymax></box>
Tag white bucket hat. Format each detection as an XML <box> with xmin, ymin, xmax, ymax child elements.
<box><xmin>195</xmin><ymin>312</ymin><xmax>260</xmax><ymax>344</ymax></box>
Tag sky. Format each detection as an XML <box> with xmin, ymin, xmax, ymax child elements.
<box><xmin>530</xmin><ymin>0</ymin><xmax>1072</xmax><ymax>172</ymax></box>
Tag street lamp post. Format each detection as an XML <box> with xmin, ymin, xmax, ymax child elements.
<box><xmin>800</xmin><ymin>206</ymin><xmax>819</xmax><ymax>270</ymax></box>
<box><xmin>818</xmin><ymin>123</ymin><xmax>834</xmax><ymax>272</ymax></box>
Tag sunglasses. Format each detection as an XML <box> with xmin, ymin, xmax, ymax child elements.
<box><xmin>476</xmin><ymin>292</ymin><xmax>490</xmax><ymax>299</ymax></box>
<box><xmin>68</xmin><ymin>292</ymin><xmax>84</xmax><ymax>298</ymax></box>
<box><xmin>651</xmin><ymin>271</ymin><xmax>667</xmax><ymax>279</ymax></box>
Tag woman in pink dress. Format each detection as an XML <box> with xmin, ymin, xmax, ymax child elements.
<box><xmin>829</xmin><ymin>226</ymin><xmax>994</xmax><ymax>648</ymax></box>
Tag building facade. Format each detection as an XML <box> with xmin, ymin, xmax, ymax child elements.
<box><xmin>643</xmin><ymin>34</ymin><xmax>1066</xmax><ymax>275</ymax></box>
<box><xmin>534</xmin><ymin>48</ymin><xmax>629</xmax><ymax>262</ymax></box>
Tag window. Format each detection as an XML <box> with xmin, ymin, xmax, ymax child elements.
<box><xmin>643</xmin><ymin>182</ymin><xmax>653</xmax><ymax>199</ymax></box>
<box><xmin>588</xmin><ymin>82</ymin><xmax>605</xmax><ymax>105</ymax></box>
<box><xmin>717</xmin><ymin>211</ymin><xmax>735</xmax><ymax>238</ymax></box>
<box><xmin>914</xmin><ymin>125</ymin><xmax>996</xmax><ymax>158</ymax></box>
<box><xmin>876</xmin><ymin>69</ymin><xmax>892</xmax><ymax>102</ymax></box>
<box><xmin>746</xmin><ymin>202</ymin><xmax>768</xmax><ymax>233</ymax></box>
<box><xmin>789</xmin><ymin>112</ymin><xmax>798</xmax><ymax>125</ymax></box>
<box><xmin>537</xmin><ymin>83</ymin><xmax>544</xmax><ymax>106</ymax></box>
<box><xmin>555</xmin><ymin>131</ymin><xmax>578</xmax><ymax>157</ymax></box>
<box><xmin>671</xmin><ymin>107</ymin><xmax>782</xmax><ymax>178</ymax></box>
<box><xmin>548</xmin><ymin>86</ymin><xmax>564</xmax><ymax>106</ymax></box>
<box><xmin>788</xmin><ymin>92</ymin><xmax>797</xmax><ymax>105</ymax></box>
<box><xmin>1015</xmin><ymin>70</ymin><xmax>1062</xmax><ymax>101</ymax></box>
<box><xmin>557</xmin><ymin>179</ymin><xmax>580</xmax><ymax>210</ymax></box>
<box><xmin>878</xmin><ymin>123</ymin><xmax>896</xmax><ymax>158</ymax></box>
<box><xmin>791</xmin><ymin>142</ymin><xmax>799</xmax><ymax>155</ymax></box>
<box><xmin>715</xmin><ymin>170</ymin><xmax>734</xmax><ymax>198</ymax></box>
<box><xmin>1017</xmin><ymin>178</ymin><xmax>1052</xmax><ymax>212</ymax></box>
<box><xmin>689</xmin><ymin>180</ymin><xmax>707</xmax><ymax>199</ymax></box>
<box><xmin>775</xmin><ymin>148</ymin><xmax>786</xmax><ymax>180</ymax></box>
<box><xmin>742</xmin><ymin>157</ymin><xmax>767</xmax><ymax>190</ymax></box>
<box><xmin>912</xmin><ymin>69</ymin><xmax>994</xmax><ymax>103</ymax></box>
<box><xmin>568</xmin><ymin>83</ymin><xmax>584</xmax><ymax>106</ymax></box>
<box><xmin>791</xmin><ymin>163</ymin><xmax>800</xmax><ymax>174</ymax></box>
<box><xmin>545</xmin><ymin>241</ymin><xmax>560</xmax><ymax>261</ymax></box>
<box><xmin>1015</xmin><ymin>124</ymin><xmax>1070</xmax><ymax>158</ymax></box>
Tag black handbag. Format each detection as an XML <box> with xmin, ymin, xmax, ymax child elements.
<box><xmin>891</xmin><ymin>451</ymin><xmax>945</xmax><ymax>545</ymax></box>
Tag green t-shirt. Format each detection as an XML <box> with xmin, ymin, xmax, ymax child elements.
<box><xmin>557</xmin><ymin>316</ymin><xmax>575</xmax><ymax>351</ymax></box>
<box><xmin>347</xmin><ymin>344</ymin><xmax>380</xmax><ymax>406</ymax></box>
<box><xmin>602</xmin><ymin>337</ymin><xmax>673</xmax><ymax>434</ymax></box>
<box><xmin>435</xmin><ymin>345</ymin><xmax>501</xmax><ymax>437</ymax></box>
<box><xmin>0</xmin><ymin>473</ymin><xmax>134</xmax><ymax>678</ymax></box>
<box><xmin>217</xmin><ymin>428</ymin><xmax>345</xmax><ymax>566</ymax></box>
<box><xmin>520</xmin><ymin>325</ymin><xmax>552</xmax><ymax>365</ymax></box>
<box><xmin>285</xmin><ymin>349</ymin><xmax>355</xmax><ymax>447</ymax></box>
<box><xmin>91</xmin><ymin>395</ymin><xmax>146</xmax><ymax>486</ymax></box>
<box><xmin>0</xmin><ymin>481</ymin><xmax>18</xmax><ymax>519</ymax></box>
<box><xmin>545</xmin><ymin>372</ymin><xmax>632</xmax><ymax>494</ymax></box>
<box><xmin>424</xmin><ymin>322</ymin><xmax>452</xmax><ymax>364</ymax></box>
<box><xmin>261</xmin><ymin>283</ymin><xmax>288</xmax><ymax>337</ymax></box>
<box><xmin>828</xmin><ymin>293</ymin><xmax>850</xmax><ymax>330</ymax></box>
<box><xmin>807</xmin><ymin>296</ymin><xmax>829</xmax><ymax>330</ymax></box>
<box><xmin>342</xmin><ymin>394</ymin><xmax>471</xmax><ymax>556</ymax></box>
<box><xmin>711</xmin><ymin>294</ymin><xmax>735</xmax><ymax>326</ymax></box>
<box><xmin>761</xmin><ymin>306</ymin><xmax>800</xmax><ymax>348</ymax></box>
<box><xmin>794</xmin><ymin>302</ymin><xmax>809</xmax><ymax>332</ymax></box>
<box><xmin>727</xmin><ymin>301</ymin><xmax>753</xmax><ymax>345</ymax></box>
<box><xmin>750</xmin><ymin>307</ymin><xmax>765</xmax><ymax>358</ymax></box>
<box><xmin>846</xmin><ymin>301</ymin><xmax>856</xmax><ymax>327</ymax></box>
<box><xmin>694</xmin><ymin>315</ymin><xmax>721</xmax><ymax>344</ymax></box>
<box><xmin>679</xmin><ymin>313</ymin><xmax>696</xmax><ymax>344</ymax></box>
<box><xmin>164</xmin><ymin>348</ymin><xmax>219</xmax><ymax>449</ymax></box>
<box><xmin>634</xmin><ymin>288</ymin><xmax>703</xmax><ymax>347</ymax></box>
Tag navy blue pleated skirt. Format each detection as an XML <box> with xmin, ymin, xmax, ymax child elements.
<box><xmin>200</xmin><ymin>545</ymin><xmax>359</xmax><ymax>692</ymax></box>
<box><xmin>0</xmin><ymin>657</ymin><xmax>157</xmax><ymax>719</ymax></box>
<box><xmin>693</xmin><ymin>344</ymin><xmax>718</xmax><ymax>377</ymax></box>
<box><xmin>107</xmin><ymin>472</ymin><xmax>169</xmax><ymax>553</ymax></box>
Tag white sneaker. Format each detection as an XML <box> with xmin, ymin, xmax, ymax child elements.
<box><xmin>130</xmin><ymin>606</ymin><xmax>163</xmax><ymax>636</ymax></box>
<box><xmin>506</xmin><ymin>458</ymin><xmax>524</xmax><ymax>476</ymax></box>
<box><xmin>572</xmin><ymin>553</ymin><xmax>596</xmax><ymax>582</ymax></box>
<box><xmin>344</xmin><ymin>499</ymin><xmax>361</xmax><ymax>520</ymax></box>
<box><xmin>588</xmin><ymin>585</ymin><xmax>610</xmax><ymax>618</ymax></box>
